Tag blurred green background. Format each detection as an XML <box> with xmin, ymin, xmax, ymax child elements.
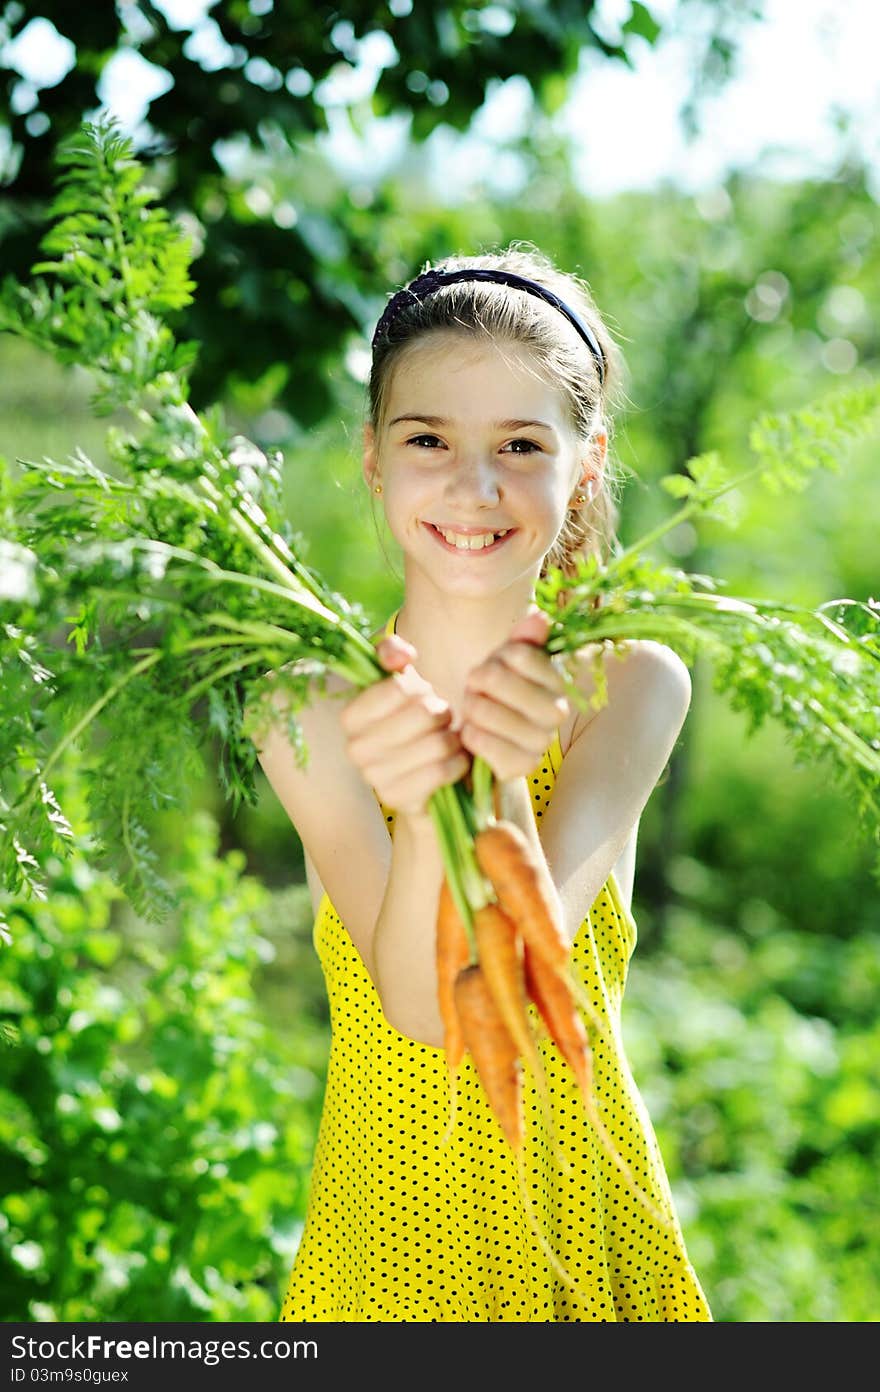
<box><xmin>1</xmin><ymin>0</ymin><xmax>879</xmax><ymax>1322</ymax></box>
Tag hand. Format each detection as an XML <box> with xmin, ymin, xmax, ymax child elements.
<box><xmin>458</xmin><ymin>607</ymin><xmax>570</xmax><ymax>782</ymax></box>
<box><xmin>340</xmin><ymin>632</ymin><xmax>472</xmax><ymax>821</ymax></box>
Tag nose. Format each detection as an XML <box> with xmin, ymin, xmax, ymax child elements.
<box><xmin>442</xmin><ymin>452</ymin><xmax>502</xmax><ymax>510</ymax></box>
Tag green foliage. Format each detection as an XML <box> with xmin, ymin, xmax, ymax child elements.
<box><xmin>0</xmin><ymin>118</ymin><xmax>382</xmax><ymax>929</ymax></box>
<box><xmin>747</xmin><ymin>384</ymin><xmax>880</xmax><ymax>496</ymax></box>
<box><xmin>0</xmin><ymin>1</ymin><xmax>753</xmax><ymax>418</ymax></box>
<box><xmin>623</xmin><ymin>890</ymin><xmax>880</xmax><ymax>1322</ymax></box>
<box><xmin>0</xmin><ymin>121</ymin><xmax>197</xmax><ymax>418</ymax></box>
<box><xmin>0</xmin><ymin>808</ymin><xmax>323</xmax><ymax>1322</ymax></box>
<box><xmin>535</xmin><ymin>381</ymin><xmax>880</xmax><ymax>874</ymax></box>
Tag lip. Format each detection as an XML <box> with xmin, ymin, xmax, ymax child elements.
<box><xmin>430</xmin><ymin>523</ymin><xmax>514</xmax><ymax>534</ymax></box>
<box><xmin>423</xmin><ymin>521</ymin><xmax>516</xmax><ymax>554</ymax></box>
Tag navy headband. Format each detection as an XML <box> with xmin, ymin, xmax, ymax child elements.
<box><xmin>370</xmin><ymin>267</ymin><xmax>605</xmax><ymax>385</ymax></box>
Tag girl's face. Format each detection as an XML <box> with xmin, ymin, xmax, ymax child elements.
<box><xmin>364</xmin><ymin>332</ymin><xmax>599</xmax><ymax>598</ymax></box>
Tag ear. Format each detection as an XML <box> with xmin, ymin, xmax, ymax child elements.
<box><xmin>362</xmin><ymin>421</ymin><xmax>378</xmax><ymax>491</ymax></box>
<box><xmin>578</xmin><ymin>428</ymin><xmax>607</xmax><ymax>491</ymax></box>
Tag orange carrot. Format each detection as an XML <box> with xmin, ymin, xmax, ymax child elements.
<box><xmin>476</xmin><ymin>820</ymin><xmax>618</xmax><ymax>1059</ymax></box>
<box><xmin>475</xmin><ymin>902</ymin><xmax>573</xmax><ymax>1175</ymax></box>
<box><xmin>523</xmin><ymin>940</ymin><xmax>592</xmax><ymax>1104</ymax></box>
<box><xmin>473</xmin><ymin>903</ymin><xmax>541</xmax><ymax>1079</ymax></box>
<box><xmin>453</xmin><ymin>963</ymin><xmax>522</xmax><ymax>1151</ymax></box>
<box><xmin>436</xmin><ymin>877</ymin><xmax>470</xmax><ymax>1072</ymax></box>
<box><xmin>454</xmin><ymin>961</ymin><xmax>581</xmax><ymax>1291</ymax></box>
<box><xmin>475</xmin><ymin>820</ymin><xmax>569</xmax><ymax>971</ymax></box>
<box><xmin>524</xmin><ymin>942</ymin><xmax>673</xmax><ymax>1230</ymax></box>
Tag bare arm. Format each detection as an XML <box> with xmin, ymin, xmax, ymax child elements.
<box><xmin>518</xmin><ymin>639</ymin><xmax>692</xmax><ymax>947</ymax></box>
<box><xmin>253</xmin><ymin>637</ymin><xmax>469</xmax><ymax>1042</ymax></box>
<box><xmin>252</xmin><ymin>672</ymin><xmax>395</xmax><ymax>978</ymax></box>
<box><xmin>371</xmin><ymin>811</ymin><xmax>449</xmax><ymax>1045</ymax></box>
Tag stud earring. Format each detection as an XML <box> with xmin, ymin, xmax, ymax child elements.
<box><xmin>373</xmin><ymin>482</ymin><xmax>383</xmax><ymax>494</ymax></box>
<box><xmin>572</xmin><ymin>481</ymin><xmax>594</xmax><ymax>507</ymax></box>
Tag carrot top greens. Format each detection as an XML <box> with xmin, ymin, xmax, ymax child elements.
<box><xmin>1</xmin><ymin>115</ymin><xmax>878</xmax><ymax>954</ymax></box>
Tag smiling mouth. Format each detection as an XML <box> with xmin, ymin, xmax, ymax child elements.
<box><xmin>423</xmin><ymin>522</ymin><xmax>516</xmax><ymax>553</ymax></box>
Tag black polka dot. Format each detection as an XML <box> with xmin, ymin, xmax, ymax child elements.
<box><xmin>279</xmin><ymin>613</ymin><xmax>712</xmax><ymax>1324</ymax></box>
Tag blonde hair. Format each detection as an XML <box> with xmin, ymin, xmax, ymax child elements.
<box><xmin>367</xmin><ymin>241</ymin><xmax>629</xmax><ymax>589</ymax></box>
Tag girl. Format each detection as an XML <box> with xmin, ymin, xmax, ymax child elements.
<box><xmin>255</xmin><ymin>245</ymin><xmax>712</xmax><ymax>1321</ymax></box>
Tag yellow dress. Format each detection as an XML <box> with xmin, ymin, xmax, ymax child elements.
<box><xmin>279</xmin><ymin>611</ymin><xmax>711</xmax><ymax>1322</ymax></box>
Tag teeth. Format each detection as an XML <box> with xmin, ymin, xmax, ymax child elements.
<box><xmin>437</xmin><ymin>527</ymin><xmax>508</xmax><ymax>549</ymax></box>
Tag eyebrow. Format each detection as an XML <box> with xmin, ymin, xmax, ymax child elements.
<box><xmin>388</xmin><ymin>414</ymin><xmax>557</xmax><ymax>434</ymax></box>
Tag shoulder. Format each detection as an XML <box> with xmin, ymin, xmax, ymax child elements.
<box><xmin>539</xmin><ymin>638</ymin><xmax>691</xmax><ymax>933</ymax></box>
<box><xmin>255</xmin><ymin>611</ymin><xmax>389</xmax><ymax>750</ymax></box>
<box><xmin>616</xmin><ymin>638</ymin><xmax>692</xmax><ymax>699</ymax></box>
<box><xmin>250</xmin><ymin>661</ymin><xmax>359</xmax><ymax>781</ymax></box>
<box><xmin>565</xmin><ymin>638</ymin><xmax>691</xmax><ymax>747</ymax></box>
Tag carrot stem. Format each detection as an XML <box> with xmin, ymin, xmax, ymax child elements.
<box><xmin>445</xmin><ymin>787</ymin><xmax>486</xmax><ymax>904</ymax></box>
<box><xmin>427</xmin><ymin>790</ymin><xmax>471</xmax><ymax>940</ymax></box>
<box><xmin>471</xmin><ymin>754</ymin><xmax>495</xmax><ymax>829</ymax></box>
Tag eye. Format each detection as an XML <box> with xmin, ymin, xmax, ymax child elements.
<box><xmin>503</xmin><ymin>438</ymin><xmax>542</xmax><ymax>454</ymax></box>
<box><xmin>406</xmin><ymin>434</ymin><xmax>444</xmax><ymax>448</ymax></box>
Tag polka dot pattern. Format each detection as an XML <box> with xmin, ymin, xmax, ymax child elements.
<box><xmin>279</xmin><ymin>615</ymin><xmax>711</xmax><ymax>1323</ymax></box>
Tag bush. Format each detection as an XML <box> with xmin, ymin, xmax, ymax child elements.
<box><xmin>623</xmin><ymin>872</ymin><xmax>880</xmax><ymax>1322</ymax></box>
<box><xmin>0</xmin><ymin>812</ymin><xmax>325</xmax><ymax>1322</ymax></box>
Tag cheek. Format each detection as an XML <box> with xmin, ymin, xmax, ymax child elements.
<box><xmin>522</xmin><ymin>476</ymin><xmax>568</xmax><ymax>529</ymax></box>
<box><xmin>548</xmin><ymin>469</ymin><xmax>578</xmax><ymax>516</ymax></box>
<box><xmin>385</xmin><ymin>470</ymin><xmax>455</xmax><ymax>523</ymax></box>
<box><xmin>380</xmin><ymin>484</ymin><xmax>429</xmax><ymax>551</ymax></box>
<box><xmin>383</xmin><ymin>475</ymin><xmax>421</xmax><ymax>518</ymax></box>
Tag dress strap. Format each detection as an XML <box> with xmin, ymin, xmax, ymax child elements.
<box><xmin>546</xmin><ymin>727</ymin><xmax>564</xmax><ymax>777</ymax></box>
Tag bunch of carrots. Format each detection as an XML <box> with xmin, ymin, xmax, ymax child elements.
<box><xmin>438</xmin><ymin>817</ymin><xmax>588</xmax><ymax>1153</ymax></box>
<box><xmin>432</xmin><ymin>770</ymin><xmax>674</xmax><ymax>1281</ymax></box>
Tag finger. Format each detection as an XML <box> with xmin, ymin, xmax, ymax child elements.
<box><xmin>341</xmin><ymin>664</ymin><xmax>439</xmax><ymax>735</ymax></box>
<box><xmin>340</xmin><ymin>675</ymin><xmax>408</xmax><ymax>735</ymax></box>
<box><xmin>364</xmin><ymin>727</ymin><xmax>470</xmax><ymax>800</ymax></box>
<box><xmin>467</xmin><ymin>653</ymin><xmax>569</xmax><ymax>717</ymax></box>
<box><xmin>375</xmin><ymin>633</ymin><xmax>417</xmax><ymax>672</ymax></box>
<box><xmin>390</xmin><ymin>747</ymin><xmax>473</xmax><ymax>817</ymax></box>
<box><xmin>460</xmin><ymin>692</ymin><xmax>556</xmax><ymax>759</ymax></box>
<box><xmin>346</xmin><ymin>693</ymin><xmax>453</xmax><ymax>763</ymax></box>
<box><xmin>457</xmin><ymin>724</ymin><xmax>533</xmax><ymax>782</ymax></box>
<box><xmin>497</xmin><ymin>640</ymin><xmax>568</xmax><ymax>695</ymax></box>
<box><xmin>466</xmin><ymin>685</ymin><xmax>569</xmax><ymax>743</ymax></box>
<box><xmin>507</xmin><ymin>606</ymin><xmax>551</xmax><ymax>646</ymax></box>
